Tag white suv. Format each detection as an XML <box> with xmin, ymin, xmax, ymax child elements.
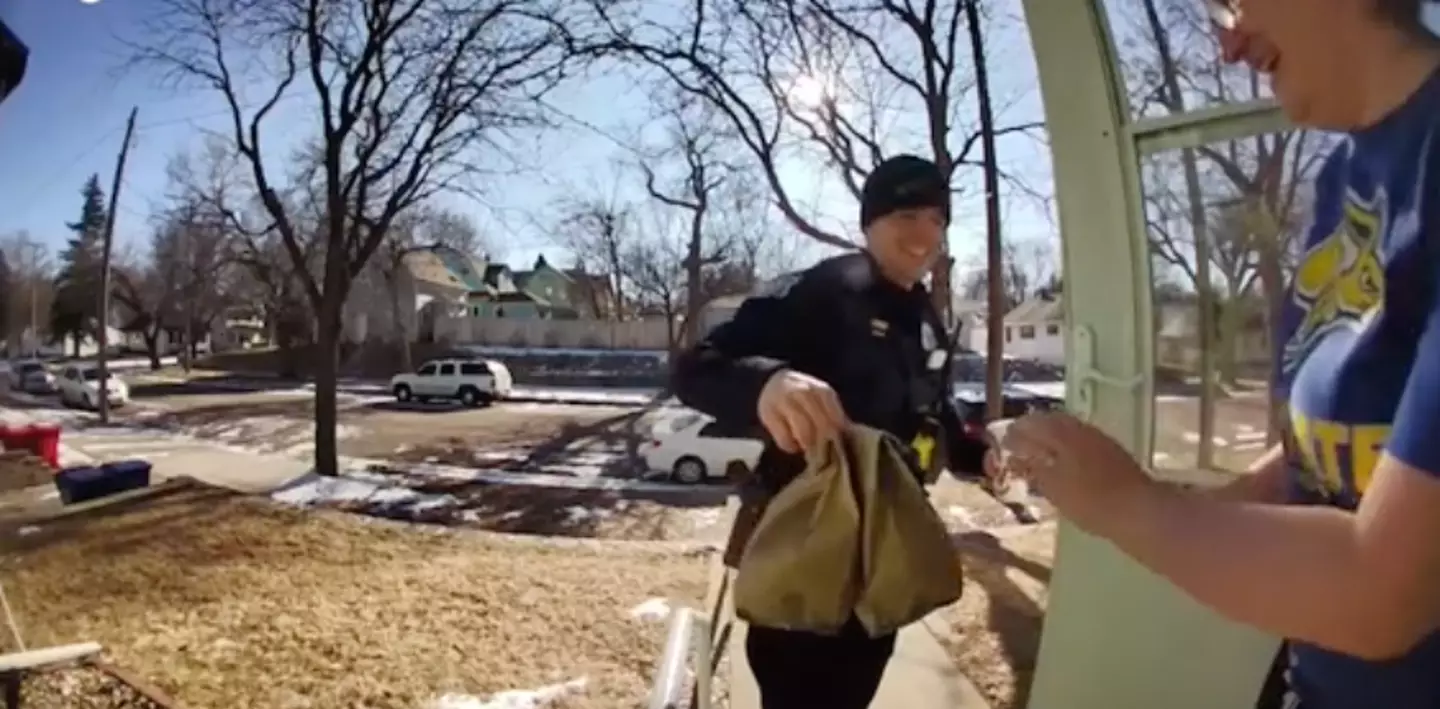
<box><xmin>389</xmin><ymin>358</ymin><xmax>513</xmax><ymax>407</ymax></box>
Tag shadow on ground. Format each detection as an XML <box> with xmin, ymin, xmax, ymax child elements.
<box><xmin>949</xmin><ymin>529</ymin><xmax>1052</xmax><ymax>709</ymax></box>
<box><xmin>126</xmin><ymin>373</ymin><xmax>309</xmax><ymax>399</ymax></box>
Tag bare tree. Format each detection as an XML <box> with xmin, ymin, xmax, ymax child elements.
<box><xmin>130</xmin><ymin>0</ymin><xmax>581</xmax><ymax>476</ymax></box>
<box><xmin>622</xmin><ymin>213</ymin><xmax>688</xmax><ymax>349</ymax></box>
<box><xmin>0</xmin><ymin>233</ymin><xmax>52</xmax><ymax>356</ymax></box>
<box><xmin>113</xmin><ymin>218</ymin><xmax>181</xmax><ymax>370</ymax></box>
<box><xmin>1123</xmin><ymin>0</ymin><xmax>1331</xmax><ymax>453</ymax></box>
<box><xmin>558</xmin><ymin>194</ymin><xmax>633</xmax><ymax>319</ymax></box>
<box><xmin>636</xmin><ymin>96</ymin><xmax>737</xmax><ymax>347</ymax></box>
<box><xmin>958</xmin><ymin>238</ymin><xmax>1055</xmax><ymax>311</ymax></box>
<box><xmin>578</xmin><ymin>1</ymin><xmax>1042</xmax><ymax>306</ymax></box>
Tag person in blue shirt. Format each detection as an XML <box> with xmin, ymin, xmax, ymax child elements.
<box><xmin>994</xmin><ymin>0</ymin><xmax>1440</xmax><ymax>707</ymax></box>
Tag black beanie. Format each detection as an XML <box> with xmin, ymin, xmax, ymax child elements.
<box><xmin>859</xmin><ymin>155</ymin><xmax>951</xmax><ymax>230</ymax></box>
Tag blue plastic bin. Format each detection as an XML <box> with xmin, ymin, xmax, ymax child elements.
<box><xmin>54</xmin><ymin>460</ymin><xmax>152</xmax><ymax>505</ymax></box>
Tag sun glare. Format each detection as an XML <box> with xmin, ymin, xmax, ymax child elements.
<box><xmin>790</xmin><ymin>74</ymin><xmax>830</xmax><ymax>110</ymax></box>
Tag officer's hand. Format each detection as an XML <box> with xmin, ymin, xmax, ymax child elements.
<box><xmin>757</xmin><ymin>369</ymin><xmax>848</xmax><ymax>453</ymax></box>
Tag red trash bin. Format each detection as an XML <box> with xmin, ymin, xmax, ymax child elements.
<box><xmin>30</xmin><ymin>423</ymin><xmax>61</xmax><ymax>469</ymax></box>
<box><xmin>0</xmin><ymin>424</ymin><xmax>31</xmax><ymax>453</ymax></box>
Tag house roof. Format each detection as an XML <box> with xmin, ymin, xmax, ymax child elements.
<box><xmin>1004</xmin><ymin>298</ymin><xmax>1063</xmax><ymax>324</ymax></box>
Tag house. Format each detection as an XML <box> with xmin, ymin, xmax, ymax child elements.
<box><xmin>1154</xmin><ymin>294</ymin><xmax>1270</xmax><ymax>376</ymax></box>
<box><xmin>512</xmin><ymin>255</ymin><xmax>618</xmax><ymax>320</ymax></box>
<box><xmin>963</xmin><ymin>297</ymin><xmax>1066</xmax><ymax>363</ymax></box>
<box><xmin>950</xmin><ymin>298</ymin><xmax>987</xmax><ymax>352</ymax></box>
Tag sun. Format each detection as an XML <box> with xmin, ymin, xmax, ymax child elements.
<box><xmin>789</xmin><ymin>73</ymin><xmax>831</xmax><ymax>110</ymax></box>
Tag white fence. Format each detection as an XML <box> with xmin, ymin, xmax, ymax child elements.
<box><xmin>433</xmin><ymin>315</ymin><xmax>677</xmax><ymax>350</ymax></box>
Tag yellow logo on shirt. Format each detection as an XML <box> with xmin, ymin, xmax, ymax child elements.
<box><xmin>1282</xmin><ymin>189</ymin><xmax>1387</xmax><ymax>374</ymax></box>
<box><xmin>1289</xmin><ymin>410</ymin><xmax>1389</xmax><ymax>497</ymax></box>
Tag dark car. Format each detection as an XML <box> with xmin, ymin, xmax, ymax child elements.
<box><xmin>947</xmin><ymin>382</ymin><xmax>1065</xmax><ymax>475</ymax></box>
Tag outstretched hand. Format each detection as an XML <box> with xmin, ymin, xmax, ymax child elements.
<box><xmin>998</xmin><ymin>411</ymin><xmax>1156</xmax><ymax>536</ymax></box>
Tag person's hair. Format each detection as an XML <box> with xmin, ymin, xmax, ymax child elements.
<box><xmin>1377</xmin><ymin>0</ymin><xmax>1440</xmax><ymax>44</ymax></box>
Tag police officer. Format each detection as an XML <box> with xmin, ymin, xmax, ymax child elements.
<box><xmin>671</xmin><ymin>154</ymin><xmax>984</xmax><ymax>709</ymax></box>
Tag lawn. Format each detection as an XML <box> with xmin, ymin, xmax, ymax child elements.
<box><xmin>0</xmin><ymin>481</ymin><xmax>710</xmax><ymax>709</ymax></box>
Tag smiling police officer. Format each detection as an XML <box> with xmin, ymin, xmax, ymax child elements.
<box><xmin>671</xmin><ymin>154</ymin><xmax>983</xmax><ymax>709</ymax></box>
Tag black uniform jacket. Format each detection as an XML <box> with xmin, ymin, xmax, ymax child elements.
<box><xmin>671</xmin><ymin>252</ymin><xmax>985</xmax><ymax>492</ymax></box>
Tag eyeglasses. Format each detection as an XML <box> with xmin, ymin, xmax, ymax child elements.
<box><xmin>1205</xmin><ymin>0</ymin><xmax>1238</xmax><ymax>30</ymax></box>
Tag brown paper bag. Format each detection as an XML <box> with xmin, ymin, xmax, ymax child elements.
<box><xmin>853</xmin><ymin>430</ymin><xmax>965</xmax><ymax>637</ymax></box>
<box><xmin>732</xmin><ymin>441</ymin><xmax>861</xmax><ymax>635</ymax></box>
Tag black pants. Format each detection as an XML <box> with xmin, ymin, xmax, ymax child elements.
<box><xmin>746</xmin><ymin>617</ymin><xmax>896</xmax><ymax>709</ymax></box>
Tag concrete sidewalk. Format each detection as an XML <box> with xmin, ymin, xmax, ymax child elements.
<box><xmin>709</xmin><ymin>550</ymin><xmax>990</xmax><ymax>709</ymax></box>
<box><xmin>726</xmin><ymin>615</ymin><xmax>992</xmax><ymax>709</ymax></box>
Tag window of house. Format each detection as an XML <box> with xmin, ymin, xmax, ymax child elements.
<box><xmin>1046</xmin><ymin>323</ymin><xmax>1060</xmax><ymax>336</ymax></box>
<box><xmin>1005</xmin><ymin>327</ymin><xmax>1012</xmax><ymax>343</ymax></box>
<box><xmin>1020</xmin><ymin>325</ymin><xmax>1036</xmax><ymax>339</ymax></box>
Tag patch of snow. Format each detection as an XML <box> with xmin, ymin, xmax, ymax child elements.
<box><xmin>16</xmin><ymin>525</ymin><xmax>41</xmax><ymax>537</ymax></box>
<box><xmin>563</xmin><ymin>505</ymin><xmax>609</xmax><ymax>523</ymax></box>
<box><xmin>1008</xmin><ymin>382</ymin><xmax>1066</xmax><ymax>399</ymax></box>
<box><xmin>426</xmin><ymin>677</ymin><xmax>588</xmax><ymax>709</ymax></box>
<box><xmin>629</xmin><ymin>597</ymin><xmax>673</xmax><ymax>622</ymax></box>
<box><xmin>946</xmin><ymin>505</ymin><xmax>978</xmax><ymax>530</ymax></box>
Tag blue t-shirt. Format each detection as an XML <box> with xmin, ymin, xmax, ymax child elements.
<box><xmin>1276</xmin><ymin>69</ymin><xmax>1440</xmax><ymax>709</ymax></box>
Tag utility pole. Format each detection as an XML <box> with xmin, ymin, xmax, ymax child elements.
<box><xmin>96</xmin><ymin>107</ymin><xmax>137</xmax><ymax>424</ymax></box>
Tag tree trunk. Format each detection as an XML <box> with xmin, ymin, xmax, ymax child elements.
<box><xmin>144</xmin><ymin>329</ymin><xmax>161</xmax><ymax>370</ymax></box>
<box><xmin>313</xmin><ymin>294</ymin><xmax>343</xmax><ymax>478</ymax></box>
<box><xmin>1214</xmin><ymin>295</ymin><xmax>1236</xmax><ymax>385</ymax></box>
<box><xmin>965</xmin><ymin>0</ymin><xmax>1006</xmax><ymax>422</ymax></box>
<box><xmin>1181</xmin><ymin>148</ymin><xmax>1217</xmax><ymax>469</ymax></box>
<box><xmin>1257</xmin><ymin>248</ymin><xmax>1288</xmax><ymax>445</ymax></box>
<box><xmin>388</xmin><ymin>274</ymin><xmax>412</xmax><ymax>373</ymax></box>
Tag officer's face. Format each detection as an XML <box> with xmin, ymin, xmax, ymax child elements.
<box><xmin>866</xmin><ymin>207</ymin><xmax>946</xmax><ymax>286</ymax></box>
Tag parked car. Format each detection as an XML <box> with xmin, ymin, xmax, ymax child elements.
<box><xmin>948</xmin><ymin>382</ymin><xmax>1065</xmax><ymax>475</ymax></box>
<box><xmin>56</xmin><ymin>364</ymin><xmax>129</xmax><ymax>409</ymax></box>
<box><xmin>7</xmin><ymin>360</ymin><xmax>54</xmax><ymax>393</ymax></box>
<box><xmin>641</xmin><ymin>411</ymin><xmax>764</xmax><ymax>484</ymax></box>
<box><xmin>389</xmin><ymin>358</ymin><xmax>514</xmax><ymax>406</ymax></box>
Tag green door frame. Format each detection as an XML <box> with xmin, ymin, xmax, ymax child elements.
<box><xmin>1020</xmin><ymin>1</ymin><xmax>1285</xmax><ymax>707</ymax></box>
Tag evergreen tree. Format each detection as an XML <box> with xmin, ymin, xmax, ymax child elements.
<box><xmin>51</xmin><ymin>174</ymin><xmax>107</xmax><ymax>354</ymax></box>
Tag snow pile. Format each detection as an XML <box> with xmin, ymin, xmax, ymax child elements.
<box><xmin>628</xmin><ymin>597</ymin><xmax>673</xmax><ymax>622</ymax></box>
<box><xmin>426</xmin><ymin>677</ymin><xmax>588</xmax><ymax>709</ymax></box>
<box><xmin>946</xmin><ymin>505</ymin><xmax>978</xmax><ymax>530</ymax></box>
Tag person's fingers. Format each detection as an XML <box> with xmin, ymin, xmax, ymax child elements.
<box><xmin>817</xmin><ymin>386</ymin><xmax>848</xmax><ymax>429</ymax></box>
<box><xmin>779</xmin><ymin>399</ymin><xmax>818</xmax><ymax>452</ymax></box>
<box><xmin>760</xmin><ymin>404</ymin><xmax>800</xmax><ymax>453</ymax></box>
<box><xmin>795</xmin><ymin>388</ymin><xmax>842</xmax><ymax>444</ymax></box>
<box><xmin>1006</xmin><ymin>417</ymin><xmax>1062</xmax><ymax>469</ymax></box>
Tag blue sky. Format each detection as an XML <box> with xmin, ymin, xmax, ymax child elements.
<box><xmin>0</xmin><ymin>0</ymin><xmax>1058</xmax><ymax>280</ymax></box>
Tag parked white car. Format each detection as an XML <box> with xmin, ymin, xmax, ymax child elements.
<box><xmin>389</xmin><ymin>358</ymin><xmax>514</xmax><ymax>407</ymax></box>
<box><xmin>641</xmin><ymin>411</ymin><xmax>764</xmax><ymax>484</ymax></box>
<box><xmin>8</xmin><ymin>360</ymin><xmax>54</xmax><ymax>393</ymax></box>
<box><xmin>56</xmin><ymin>364</ymin><xmax>129</xmax><ymax>409</ymax></box>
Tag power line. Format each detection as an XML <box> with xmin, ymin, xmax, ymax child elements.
<box><xmin>6</xmin><ymin>91</ymin><xmax>304</xmax><ymax>225</ymax></box>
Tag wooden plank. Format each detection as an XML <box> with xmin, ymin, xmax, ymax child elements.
<box><xmin>91</xmin><ymin>660</ymin><xmax>184</xmax><ymax>709</ymax></box>
<box><xmin>0</xmin><ymin>642</ymin><xmax>102</xmax><ymax>672</ymax></box>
